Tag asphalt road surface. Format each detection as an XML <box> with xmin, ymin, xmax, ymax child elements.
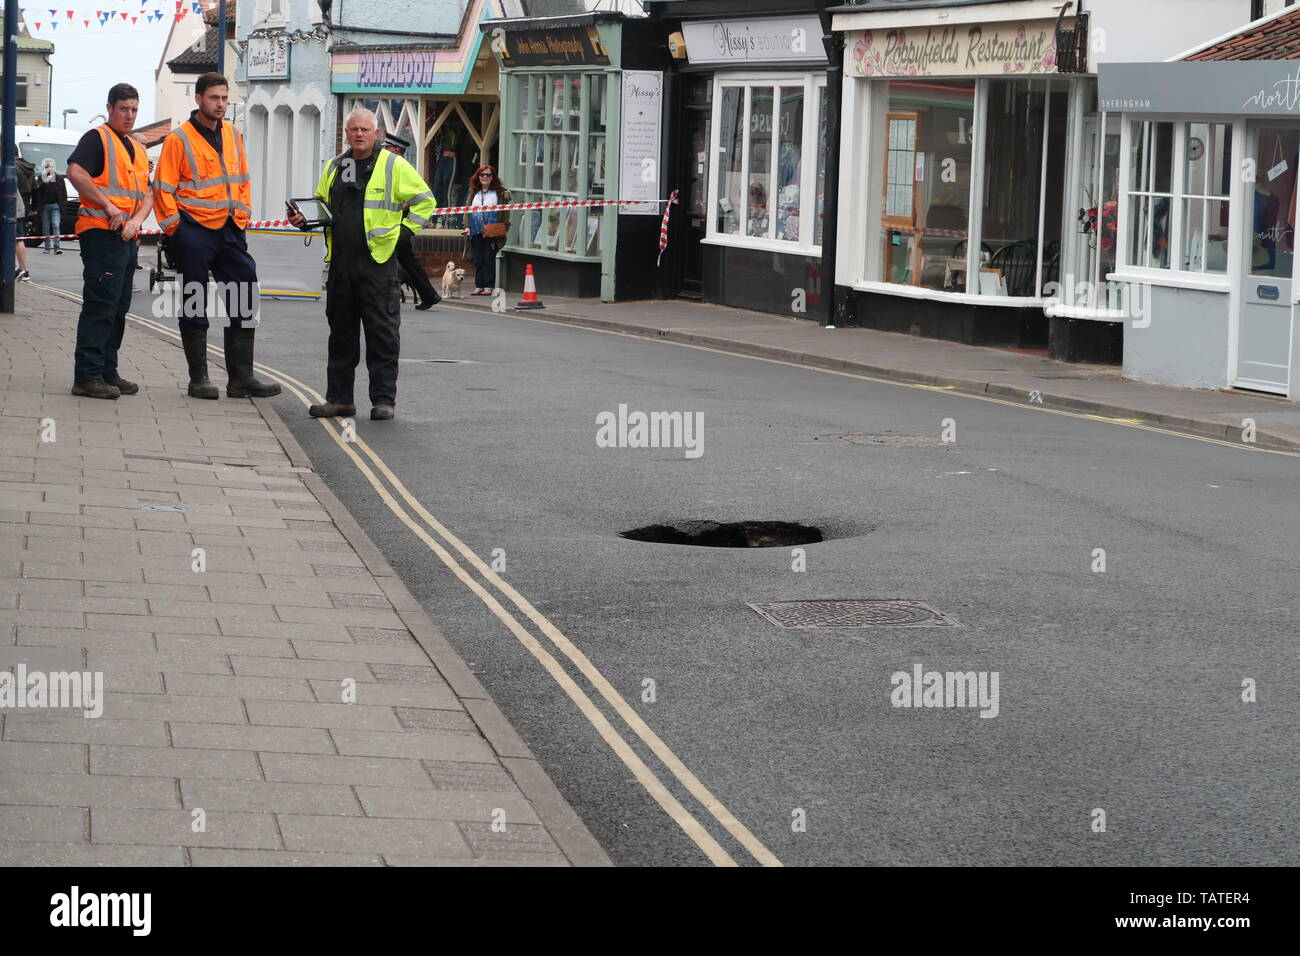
<box><xmin>32</xmin><ymin>247</ymin><xmax>1300</xmax><ymax>867</ymax></box>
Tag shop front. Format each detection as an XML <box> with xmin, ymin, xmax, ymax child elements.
<box><xmin>646</xmin><ymin>1</ymin><xmax>831</xmax><ymax>315</ymax></box>
<box><xmin>829</xmin><ymin>1</ymin><xmax>1126</xmax><ymax>360</ymax></box>
<box><xmin>1098</xmin><ymin>10</ymin><xmax>1300</xmax><ymax>399</ymax></box>
<box><xmin>330</xmin><ymin>0</ymin><xmax>508</xmax><ymax>274</ymax></box>
<box><xmin>484</xmin><ymin>12</ymin><xmax>667</xmax><ymax>301</ymax></box>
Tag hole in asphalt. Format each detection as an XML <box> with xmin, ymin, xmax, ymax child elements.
<box><xmin>620</xmin><ymin>520</ymin><xmax>824</xmax><ymax>549</ymax></box>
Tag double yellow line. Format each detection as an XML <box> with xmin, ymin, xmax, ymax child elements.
<box><xmin>37</xmin><ymin>285</ymin><xmax>781</xmax><ymax>868</ymax></box>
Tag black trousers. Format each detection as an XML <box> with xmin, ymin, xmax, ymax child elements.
<box><xmin>73</xmin><ymin>228</ymin><xmax>138</xmax><ymax>383</ymax></box>
<box><xmin>395</xmin><ymin>228</ymin><xmax>439</xmax><ymax>304</ymax></box>
<box><xmin>167</xmin><ymin>217</ymin><xmax>260</xmax><ymax>330</ymax></box>
<box><xmin>325</xmin><ymin>259</ymin><xmax>402</xmax><ymax>406</ymax></box>
<box><xmin>469</xmin><ymin>234</ymin><xmax>496</xmax><ymax>290</ymax></box>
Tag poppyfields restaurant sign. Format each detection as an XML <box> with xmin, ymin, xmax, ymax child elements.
<box><xmin>847</xmin><ymin>19</ymin><xmax>1063</xmax><ymax>78</ymax></box>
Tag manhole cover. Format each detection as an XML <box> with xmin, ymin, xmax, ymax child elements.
<box><xmin>621</xmin><ymin>520</ymin><xmax>823</xmax><ymax>548</ymax></box>
<box><xmin>816</xmin><ymin>433</ymin><xmax>945</xmax><ymax>447</ymax></box>
<box><xmin>748</xmin><ymin>599</ymin><xmax>961</xmax><ymax>628</ymax></box>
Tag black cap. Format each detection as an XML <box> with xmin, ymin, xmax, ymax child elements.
<box><xmin>383</xmin><ymin>132</ymin><xmax>411</xmax><ymax>152</ymax></box>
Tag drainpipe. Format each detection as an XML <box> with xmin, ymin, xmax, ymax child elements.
<box><xmin>2</xmin><ymin>0</ymin><xmax>20</xmax><ymax>313</ymax></box>
<box><xmin>814</xmin><ymin>0</ymin><xmax>842</xmax><ymax>328</ymax></box>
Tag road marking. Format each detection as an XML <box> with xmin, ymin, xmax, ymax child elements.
<box><xmin>36</xmin><ymin>285</ymin><xmax>771</xmax><ymax>867</ymax></box>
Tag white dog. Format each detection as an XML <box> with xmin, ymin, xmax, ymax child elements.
<box><xmin>441</xmin><ymin>262</ymin><xmax>467</xmax><ymax>298</ymax></box>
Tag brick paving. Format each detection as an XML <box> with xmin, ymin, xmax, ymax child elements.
<box><xmin>0</xmin><ymin>284</ymin><xmax>608</xmax><ymax>867</ymax></box>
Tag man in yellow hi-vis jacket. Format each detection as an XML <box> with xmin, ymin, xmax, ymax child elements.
<box><xmin>289</xmin><ymin>107</ymin><xmax>437</xmax><ymax>421</ymax></box>
<box><xmin>154</xmin><ymin>72</ymin><xmax>279</xmax><ymax>400</ymax></box>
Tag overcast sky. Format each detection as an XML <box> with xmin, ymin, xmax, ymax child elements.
<box><xmin>24</xmin><ymin>5</ymin><xmax>181</xmax><ymax>131</ymax></box>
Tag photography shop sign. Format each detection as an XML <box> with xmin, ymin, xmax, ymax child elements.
<box><xmin>493</xmin><ymin>25</ymin><xmax>611</xmax><ymax>68</ymax></box>
<box><xmin>1099</xmin><ymin>61</ymin><xmax>1300</xmax><ymax>116</ymax></box>
<box><xmin>247</xmin><ymin>35</ymin><xmax>289</xmax><ymax>81</ymax></box>
<box><xmin>681</xmin><ymin>16</ymin><xmax>827</xmax><ymax>66</ymax></box>
<box><xmin>846</xmin><ymin>18</ymin><xmax>1064</xmax><ymax>78</ymax></box>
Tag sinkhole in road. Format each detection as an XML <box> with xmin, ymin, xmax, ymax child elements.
<box><xmin>619</xmin><ymin>520</ymin><xmax>824</xmax><ymax>549</ymax></box>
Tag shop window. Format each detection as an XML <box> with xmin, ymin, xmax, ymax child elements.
<box><xmin>1180</xmin><ymin>123</ymin><xmax>1232</xmax><ymax>274</ymax></box>
<box><xmin>814</xmin><ymin>87</ymin><xmax>828</xmax><ymax>247</ymax></box>
<box><xmin>708</xmin><ymin>75</ymin><xmax>827</xmax><ymax>253</ymax></box>
<box><xmin>1121</xmin><ymin>120</ymin><xmax>1232</xmax><ymax>276</ymax></box>
<box><xmin>1126</xmin><ymin>121</ymin><xmax>1174</xmax><ymax>270</ymax></box>
<box><xmin>506</xmin><ymin>71</ymin><xmax>611</xmax><ymax>259</ymax></box>
<box><xmin>877</xmin><ymin>80</ymin><xmax>975</xmax><ymax>292</ymax></box>
<box><xmin>1068</xmin><ymin>112</ymin><xmax>1121</xmax><ymax>311</ymax></box>
<box><xmin>15</xmin><ymin>76</ymin><xmax>26</xmax><ymax>110</ymax></box>
<box><xmin>979</xmin><ymin>81</ymin><xmax>1068</xmax><ymax>297</ymax></box>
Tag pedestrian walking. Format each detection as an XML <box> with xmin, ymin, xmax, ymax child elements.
<box><xmin>382</xmin><ymin>132</ymin><xmax>441</xmax><ymax>310</ymax></box>
<box><xmin>65</xmin><ymin>83</ymin><xmax>153</xmax><ymax>400</ymax></box>
<box><xmin>38</xmin><ymin>159</ymin><xmax>67</xmax><ymax>255</ymax></box>
<box><xmin>289</xmin><ymin>107</ymin><xmax>437</xmax><ymax>421</ymax></box>
<box><xmin>153</xmin><ymin>71</ymin><xmax>279</xmax><ymax>400</ymax></box>
<box><xmin>462</xmin><ymin>165</ymin><xmax>511</xmax><ymax>296</ymax></box>
<box><xmin>13</xmin><ymin>154</ymin><xmax>33</xmax><ymax>281</ymax></box>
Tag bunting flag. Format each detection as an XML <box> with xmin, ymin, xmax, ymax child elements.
<box><xmin>66</xmin><ymin>10</ymin><xmax>72</xmax><ymax>18</ymax></box>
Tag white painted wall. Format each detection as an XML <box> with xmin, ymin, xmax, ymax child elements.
<box><xmin>1087</xmin><ymin>0</ymin><xmax>1256</xmax><ymax>64</ymax></box>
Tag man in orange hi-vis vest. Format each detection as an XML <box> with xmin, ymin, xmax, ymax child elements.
<box><xmin>66</xmin><ymin>83</ymin><xmax>153</xmax><ymax>400</ymax></box>
<box><xmin>153</xmin><ymin>72</ymin><xmax>279</xmax><ymax>400</ymax></box>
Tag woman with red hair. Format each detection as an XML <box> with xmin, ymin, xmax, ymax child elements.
<box><xmin>462</xmin><ymin>165</ymin><xmax>512</xmax><ymax>295</ymax></box>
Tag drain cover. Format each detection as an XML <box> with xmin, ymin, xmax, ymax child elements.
<box><xmin>399</xmin><ymin>358</ymin><xmax>479</xmax><ymax>364</ymax></box>
<box><xmin>140</xmin><ymin>504</ymin><xmax>190</xmax><ymax>513</ymax></box>
<box><xmin>748</xmin><ymin>599</ymin><xmax>961</xmax><ymax>628</ymax></box>
<box><xmin>817</xmin><ymin>433</ymin><xmax>945</xmax><ymax>447</ymax></box>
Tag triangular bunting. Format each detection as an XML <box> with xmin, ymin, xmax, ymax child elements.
<box><xmin>83</xmin><ymin>19</ymin><xmax>89</xmax><ymax>26</ymax></box>
<box><xmin>131</xmin><ymin>15</ymin><xmax>137</xmax><ymax>22</ymax></box>
<box><xmin>120</xmin><ymin>10</ymin><xmax>127</xmax><ymax>18</ymax></box>
<box><xmin>66</xmin><ymin>9</ymin><xmax>73</xmax><ymax>18</ymax></box>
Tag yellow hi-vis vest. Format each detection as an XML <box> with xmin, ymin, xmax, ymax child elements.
<box><xmin>313</xmin><ymin>148</ymin><xmax>437</xmax><ymax>264</ymax></box>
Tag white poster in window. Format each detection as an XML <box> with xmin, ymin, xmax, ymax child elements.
<box><xmin>619</xmin><ymin>71</ymin><xmax>662</xmax><ymax>215</ymax></box>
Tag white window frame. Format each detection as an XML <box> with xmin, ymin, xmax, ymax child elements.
<box><xmin>850</xmin><ymin>75</ymin><xmax>1080</xmax><ymax>308</ymax></box>
<box><xmin>705</xmin><ymin>71</ymin><xmax>826</xmax><ymax>257</ymax></box>
<box><xmin>1115</xmin><ymin>115</ymin><xmax>1237</xmax><ymax>290</ymax></box>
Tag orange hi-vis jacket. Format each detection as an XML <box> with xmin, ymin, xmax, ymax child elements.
<box><xmin>153</xmin><ymin>119</ymin><xmax>251</xmax><ymax>235</ymax></box>
<box><xmin>74</xmin><ymin>125</ymin><xmax>151</xmax><ymax>235</ymax></box>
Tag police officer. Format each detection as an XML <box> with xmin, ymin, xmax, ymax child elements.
<box><xmin>153</xmin><ymin>72</ymin><xmax>279</xmax><ymax>400</ymax></box>
<box><xmin>66</xmin><ymin>82</ymin><xmax>153</xmax><ymax>399</ymax></box>
<box><xmin>289</xmin><ymin>108</ymin><xmax>437</xmax><ymax>421</ymax></box>
<box><xmin>382</xmin><ymin>133</ymin><xmax>440</xmax><ymax>310</ymax></box>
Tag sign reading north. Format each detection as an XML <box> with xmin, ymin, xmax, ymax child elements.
<box><xmin>847</xmin><ymin>19</ymin><xmax>1064</xmax><ymax>78</ymax></box>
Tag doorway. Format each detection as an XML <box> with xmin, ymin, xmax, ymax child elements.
<box><xmin>677</xmin><ymin>75</ymin><xmax>712</xmax><ymax>297</ymax></box>
<box><xmin>1236</xmin><ymin>124</ymin><xmax>1298</xmax><ymax>395</ymax></box>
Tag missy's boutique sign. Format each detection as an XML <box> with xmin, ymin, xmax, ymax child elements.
<box><xmin>847</xmin><ymin>19</ymin><xmax>1063</xmax><ymax>78</ymax></box>
<box><xmin>681</xmin><ymin>16</ymin><xmax>827</xmax><ymax>66</ymax></box>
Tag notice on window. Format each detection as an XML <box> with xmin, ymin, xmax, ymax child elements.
<box><xmin>619</xmin><ymin>71</ymin><xmax>663</xmax><ymax>216</ymax></box>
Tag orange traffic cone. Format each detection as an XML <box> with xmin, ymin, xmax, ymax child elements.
<box><xmin>516</xmin><ymin>263</ymin><xmax>546</xmax><ymax>310</ymax></box>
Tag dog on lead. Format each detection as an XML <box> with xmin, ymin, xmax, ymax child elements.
<box><xmin>441</xmin><ymin>262</ymin><xmax>467</xmax><ymax>299</ymax></box>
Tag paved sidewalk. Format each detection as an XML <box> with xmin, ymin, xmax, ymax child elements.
<box><xmin>453</xmin><ymin>292</ymin><xmax>1300</xmax><ymax>451</ymax></box>
<box><xmin>0</xmin><ymin>284</ymin><xmax>609</xmax><ymax>867</ymax></box>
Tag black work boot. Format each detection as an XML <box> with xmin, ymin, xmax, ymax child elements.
<box><xmin>71</xmin><ymin>380</ymin><xmax>120</xmax><ymax>400</ymax></box>
<box><xmin>179</xmin><ymin>327</ymin><xmax>218</xmax><ymax>400</ymax></box>
<box><xmin>223</xmin><ymin>325</ymin><xmax>281</xmax><ymax>398</ymax></box>
<box><xmin>105</xmin><ymin>375</ymin><xmax>139</xmax><ymax>395</ymax></box>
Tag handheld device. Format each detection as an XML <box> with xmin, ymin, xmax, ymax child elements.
<box><xmin>286</xmin><ymin>197</ymin><xmax>333</xmax><ymax>229</ymax></box>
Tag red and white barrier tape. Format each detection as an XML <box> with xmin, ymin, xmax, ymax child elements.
<box><xmin>20</xmin><ymin>197</ymin><xmax>682</xmax><ymax>249</ymax></box>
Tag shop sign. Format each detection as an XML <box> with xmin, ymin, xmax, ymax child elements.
<box><xmin>1100</xmin><ymin>61</ymin><xmax>1300</xmax><ymax>116</ymax></box>
<box><xmin>492</xmin><ymin>26</ymin><xmax>610</xmax><ymax>68</ymax></box>
<box><xmin>681</xmin><ymin>16</ymin><xmax>826</xmax><ymax>66</ymax></box>
<box><xmin>846</xmin><ymin>19</ymin><xmax>1063</xmax><ymax>78</ymax></box>
<box><xmin>619</xmin><ymin>71</ymin><xmax>662</xmax><ymax>215</ymax></box>
<box><xmin>247</xmin><ymin>36</ymin><xmax>289</xmax><ymax>81</ymax></box>
<box><xmin>351</xmin><ymin>51</ymin><xmax>439</xmax><ymax>90</ymax></box>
